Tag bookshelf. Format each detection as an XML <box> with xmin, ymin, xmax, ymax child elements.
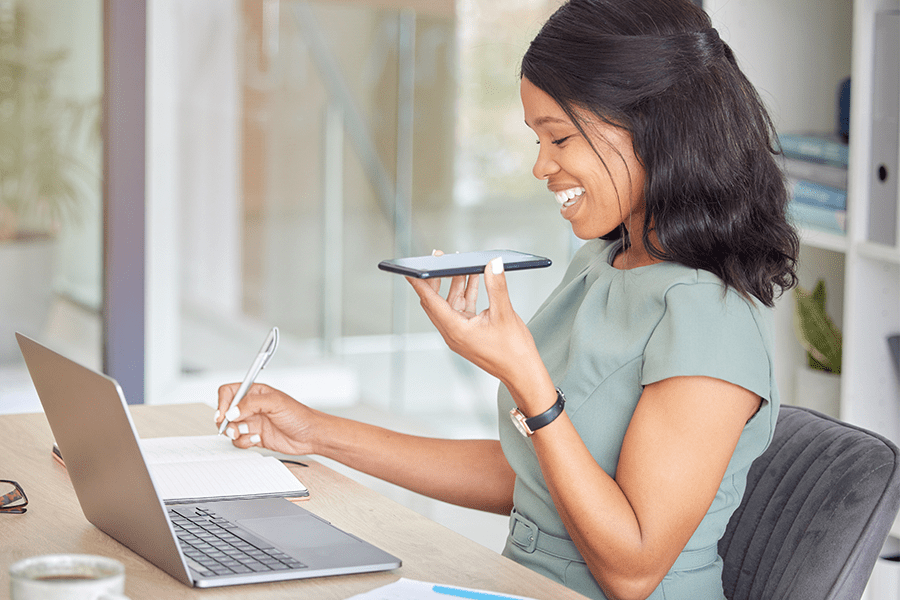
<box><xmin>843</xmin><ymin>0</ymin><xmax>900</xmax><ymax>550</ymax></box>
<box><xmin>711</xmin><ymin>0</ymin><xmax>900</xmax><ymax>596</ymax></box>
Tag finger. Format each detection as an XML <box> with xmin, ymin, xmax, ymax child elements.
<box><xmin>217</xmin><ymin>383</ymin><xmax>277</xmax><ymax>426</ymax></box>
<box><xmin>215</xmin><ymin>383</ymin><xmax>242</xmax><ymax>425</ymax></box>
<box><xmin>407</xmin><ymin>275</ymin><xmax>436</xmax><ymax>300</ymax></box>
<box><xmin>483</xmin><ymin>256</ymin><xmax>514</xmax><ymax>315</ymax></box>
<box><xmin>463</xmin><ymin>273</ymin><xmax>479</xmax><ymax>314</ymax></box>
<box><xmin>408</xmin><ymin>271</ymin><xmax>467</xmax><ymax>332</ymax></box>
<box><xmin>446</xmin><ymin>274</ymin><xmax>469</xmax><ymax>311</ymax></box>
<box><xmin>427</xmin><ymin>249</ymin><xmax>446</xmax><ymax>294</ymax></box>
<box><xmin>228</xmin><ymin>428</ymin><xmax>262</xmax><ymax>449</ymax></box>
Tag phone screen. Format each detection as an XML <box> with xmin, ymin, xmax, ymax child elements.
<box><xmin>378</xmin><ymin>250</ymin><xmax>551</xmax><ymax>279</ymax></box>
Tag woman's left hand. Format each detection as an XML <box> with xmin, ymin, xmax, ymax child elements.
<box><xmin>406</xmin><ymin>254</ymin><xmax>546</xmax><ymax>397</ymax></box>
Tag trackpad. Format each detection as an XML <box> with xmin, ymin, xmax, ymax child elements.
<box><xmin>238</xmin><ymin>516</ymin><xmax>358</xmax><ymax>550</ymax></box>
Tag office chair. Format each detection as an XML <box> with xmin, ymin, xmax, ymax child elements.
<box><xmin>718</xmin><ymin>405</ymin><xmax>900</xmax><ymax>600</ymax></box>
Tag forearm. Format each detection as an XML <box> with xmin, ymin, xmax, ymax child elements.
<box><xmin>514</xmin><ymin>376</ymin><xmax>757</xmax><ymax>600</ymax></box>
<box><xmin>312</xmin><ymin>410</ymin><xmax>515</xmax><ymax>514</ymax></box>
<box><xmin>531</xmin><ymin>416</ymin><xmax>656</xmax><ymax>600</ymax></box>
<box><xmin>506</xmin><ymin>376</ymin><xmax>661</xmax><ymax>599</ymax></box>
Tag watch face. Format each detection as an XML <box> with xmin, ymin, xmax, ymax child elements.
<box><xmin>509</xmin><ymin>408</ymin><xmax>532</xmax><ymax>437</ymax></box>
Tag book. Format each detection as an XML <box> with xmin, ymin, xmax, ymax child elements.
<box><xmin>779</xmin><ymin>133</ymin><xmax>850</xmax><ymax>167</ymax></box>
<box><xmin>782</xmin><ymin>157</ymin><xmax>848</xmax><ymax>191</ymax></box>
<box><xmin>54</xmin><ymin>435</ymin><xmax>309</xmax><ymax>504</ymax></box>
<box><xmin>787</xmin><ymin>178</ymin><xmax>847</xmax><ymax>211</ymax></box>
<box><xmin>789</xmin><ymin>200</ymin><xmax>847</xmax><ymax>234</ymax></box>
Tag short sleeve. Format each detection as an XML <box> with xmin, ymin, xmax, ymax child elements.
<box><xmin>641</xmin><ymin>281</ymin><xmax>773</xmax><ymax>403</ymax></box>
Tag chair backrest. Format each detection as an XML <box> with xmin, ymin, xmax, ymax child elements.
<box><xmin>719</xmin><ymin>405</ymin><xmax>900</xmax><ymax>600</ymax></box>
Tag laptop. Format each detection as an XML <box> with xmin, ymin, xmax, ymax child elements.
<box><xmin>16</xmin><ymin>332</ymin><xmax>401</xmax><ymax>588</ymax></box>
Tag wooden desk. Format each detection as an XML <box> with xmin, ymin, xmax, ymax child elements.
<box><xmin>1</xmin><ymin>403</ymin><xmax>588</xmax><ymax>599</ymax></box>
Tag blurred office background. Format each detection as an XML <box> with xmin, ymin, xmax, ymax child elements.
<box><xmin>0</xmin><ymin>0</ymin><xmax>853</xmax><ymax>552</ymax></box>
<box><xmin>0</xmin><ymin>0</ymin><xmax>570</xmax><ymax>551</ymax></box>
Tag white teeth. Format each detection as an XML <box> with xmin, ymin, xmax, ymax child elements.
<box><xmin>554</xmin><ymin>187</ymin><xmax>584</xmax><ymax>207</ymax></box>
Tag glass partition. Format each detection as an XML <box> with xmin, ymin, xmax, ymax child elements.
<box><xmin>148</xmin><ymin>0</ymin><xmax>569</xmax><ymax>428</ymax></box>
<box><xmin>0</xmin><ymin>0</ymin><xmax>103</xmax><ymax>413</ymax></box>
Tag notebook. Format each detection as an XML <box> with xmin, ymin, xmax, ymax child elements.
<box><xmin>16</xmin><ymin>332</ymin><xmax>401</xmax><ymax>588</ymax></box>
<box><xmin>54</xmin><ymin>435</ymin><xmax>311</xmax><ymax>504</ymax></box>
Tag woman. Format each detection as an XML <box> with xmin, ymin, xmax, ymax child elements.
<box><xmin>216</xmin><ymin>1</ymin><xmax>799</xmax><ymax>598</ymax></box>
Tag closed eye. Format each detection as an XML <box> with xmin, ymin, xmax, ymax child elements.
<box><xmin>551</xmin><ymin>135</ymin><xmax>573</xmax><ymax>146</ymax></box>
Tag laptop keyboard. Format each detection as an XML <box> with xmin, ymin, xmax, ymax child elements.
<box><xmin>169</xmin><ymin>506</ymin><xmax>306</xmax><ymax>577</ymax></box>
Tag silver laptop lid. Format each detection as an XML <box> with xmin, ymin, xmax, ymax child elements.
<box><xmin>16</xmin><ymin>332</ymin><xmax>194</xmax><ymax>586</ymax></box>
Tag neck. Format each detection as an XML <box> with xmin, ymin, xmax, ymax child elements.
<box><xmin>612</xmin><ymin>233</ymin><xmax>661</xmax><ymax>270</ymax></box>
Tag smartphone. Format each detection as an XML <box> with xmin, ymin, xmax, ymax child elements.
<box><xmin>378</xmin><ymin>249</ymin><xmax>551</xmax><ymax>279</ymax></box>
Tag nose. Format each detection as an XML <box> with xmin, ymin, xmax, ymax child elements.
<box><xmin>532</xmin><ymin>144</ymin><xmax>560</xmax><ymax>180</ymax></box>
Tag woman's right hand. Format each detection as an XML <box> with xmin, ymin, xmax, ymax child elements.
<box><xmin>216</xmin><ymin>382</ymin><xmax>516</xmax><ymax>514</ymax></box>
<box><xmin>215</xmin><ymin>383</ymin><xmax>323</xmax><ymax>456</ymax></box>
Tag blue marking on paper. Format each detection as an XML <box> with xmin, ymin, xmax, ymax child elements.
<box><xmin>432</xmin><ymin>585</ymin><xmax>519</xmax><ymax>600</ymax></box>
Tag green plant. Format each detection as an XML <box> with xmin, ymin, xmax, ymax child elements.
<box><xmin>794</xmin><ymin>279</ymin><xmax>842</xmax><ymax>374</ymax></box>
<box><xmin>0</xmin><ymin>1</ymin><xmax>98</xmax><ymax>241</ymax></box>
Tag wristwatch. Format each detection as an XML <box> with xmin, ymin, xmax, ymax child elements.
<box><xmin>509</xmin><ymin>388</ymin><xmax>566</xmax><ymax>437</ymax></box>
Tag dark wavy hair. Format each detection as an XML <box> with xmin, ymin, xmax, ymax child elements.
<box><xmin>521</xmin><ymin>0</ymin><xmax>799</xmax><ymax>307</ymax></box>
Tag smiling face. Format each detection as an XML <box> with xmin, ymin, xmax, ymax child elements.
<box><xmin>521</xmin><ymin>77</ymin><xmax>648</xmax><ymax>247</ymax></box>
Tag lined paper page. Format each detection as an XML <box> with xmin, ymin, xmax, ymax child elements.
<box><xmin>141</xmin><ymin>435</ymin><xmax>252</xmax><ymax>464</ymax></box>
<box><xmin>150</xmin><ymin>456</ymin><xmax>307</xmax><ymax>502</ymax></box>
<box><xmin>139</xmin><ymin>435</ymin><xmax>308</xmax><ymax>502</ymax></box>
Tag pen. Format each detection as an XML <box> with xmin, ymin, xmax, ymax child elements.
<box><xmin>432</xmin><ymin>585</ymin><xmax>521</xmax><ymax>600</ymax></box>
<box><xmin>217</xmin><ymin>326</ymin><xmax>280</xmax><ymax>435</ymax></box>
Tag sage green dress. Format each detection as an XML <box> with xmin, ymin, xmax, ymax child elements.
<box><xmin>498</xmin><ymin>238</ymin><xmax>779</xmax><ymax>600</ymax></box>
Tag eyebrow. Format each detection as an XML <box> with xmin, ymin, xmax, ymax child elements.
<box><xmin>526</xmin><ymin>116</ymin><xmax>571</xmax><ymax>128</ymax></box>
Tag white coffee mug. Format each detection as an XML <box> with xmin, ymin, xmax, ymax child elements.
<box><xmin>9</xmin><ymin>554</ymin><xmax>131</xmax><ymax>600</ymax></box>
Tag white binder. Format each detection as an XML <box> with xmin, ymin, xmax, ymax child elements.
<box><xmin>868</xmin><ymin>11</ymin><xmax>900</xmax><ymax>246</ymax></box>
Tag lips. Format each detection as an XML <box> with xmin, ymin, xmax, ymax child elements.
<box><xmin>554</xmin><ymin>186</ymin><xmax>585</xmax><ymax>208</ymax></box>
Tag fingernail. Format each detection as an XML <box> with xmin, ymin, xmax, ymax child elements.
<box><xmin>225</xmin><ymin>406</ymin><xmax>241</xmax><ymax>422</ymax></box>
<box><xmin>238</xmin><ymin>423</ymin><xmax>249</xmax><ymax>435</ymax></box>
<box><xmin>214</xmin><ymin>409</ymin><xmax>220</xmax><ymax>422</ymax></box>
<box><xmin>431</xmin><ymin>249</ymin><xmax>439</xmax><ymax>256</ymax></box>
<box><xmin>250</xmin><ymin>434</ymin><xmax>261</xmax><ymax>445</ymax></box>
<box><xmin>491</xmin><ymin>256</ymin><xmax>504</xmax><ymax>275</ymax></box>
<box><xmin>226</xmin><ymin>427</ymin><xmax>237</xmax><ymax>440</ymax></box>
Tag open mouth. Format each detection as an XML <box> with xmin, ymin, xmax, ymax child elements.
<box><xmin>554</xmin><ymin>186</ymin><xmax>585</xmax><ymax>208</ymax></box>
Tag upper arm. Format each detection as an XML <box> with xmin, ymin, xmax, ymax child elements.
<box><xmin>615</xmin><ymin>375</ymin><xmax>760</xmax><ymax>573</ymax></box>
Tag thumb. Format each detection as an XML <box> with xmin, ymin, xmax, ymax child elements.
<box><xmin>483</xmin><ymin>256</ymin><xmax>514</xmax><ymax>315</ymax></box>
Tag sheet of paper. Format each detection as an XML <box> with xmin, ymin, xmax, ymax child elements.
<box><xmin>139</xmin><ymin>435</ymin><xmax>307</xmax><ymax>502</ymax></box>
<box><xmin>149</xmin><ymin>456</ymin><xmax>307</xmax><ymax>501</ymax></box>
<box><xmin>140</xmin><ymin>435</ymin><xmax>254</xmax><ymax>464</ymax></box>
<box><xmin>345</xmin><ymin>578</ymin><xmax>538</xmax><ymax>600</ymax></box>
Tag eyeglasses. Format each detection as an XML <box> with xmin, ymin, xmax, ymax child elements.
<box><xmin>0</xmin><ymin>479</ymin><xmax>27</xmax><ymax>514</ymax></box>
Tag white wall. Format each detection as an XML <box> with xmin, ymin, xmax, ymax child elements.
<box><xmin>705</xmin><ymin>0</ymin><xmax>853</xmax><ymax>133</ymax></box>
<box><xmin>147</xmin><ymin>0</ymin><xmax>243</xmax><ymax>402</ymax></box>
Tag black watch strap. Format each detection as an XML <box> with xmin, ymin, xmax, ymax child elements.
<box><xmin>525</xmin><ymin>387</ymin><xmax>566</xmax><ymax>432</ymax></box>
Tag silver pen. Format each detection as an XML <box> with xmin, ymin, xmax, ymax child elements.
<box><xmin>218</xmin><ymin>326</ymin><xmax>280</xmax><ymax>435</ymax></box>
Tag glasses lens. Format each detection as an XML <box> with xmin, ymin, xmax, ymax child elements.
<box><xmin>0</xmin><ymin>480</ymin><xmax>26</xmax><ymax>510</ymax></box>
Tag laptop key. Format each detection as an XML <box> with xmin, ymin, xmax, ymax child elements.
<box><xmin>184</xmin><ymin>557</ymin><xmax>215</xmax><ymax>578</ymax></box>
<box><xmin>170</xmin><ymin>506</ymin><xmax>309</xmax><ymax>577</ymax></box>
<box><xmin>230</xmin><ymin>565</ymin><xmax>254</xmax><ymax>574</ymax></box>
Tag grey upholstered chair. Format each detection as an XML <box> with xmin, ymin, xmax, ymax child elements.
<box><xmin>719</xmin><ymin>405</ymin><xmax>900</xmax><ymax>600</ymax></box>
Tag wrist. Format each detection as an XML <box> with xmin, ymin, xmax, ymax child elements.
<box><xmin>504</xmin><ymin>370</ymin><xmax>557</xmax><ymax>417</ymax></box>
<box><xmin>305</xmin><ymin>408</ymin><xmax>337</xmax><ymax>457</ymax></box>
<box><xmin>500</xmin><ymin>345</ymin><xmax>554</xmax><ymax>403</ymax></box>
<box><xmin>510</xmin><ymin>387</ymin><xmax>566</xmax><ymax>437</ymax></box>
